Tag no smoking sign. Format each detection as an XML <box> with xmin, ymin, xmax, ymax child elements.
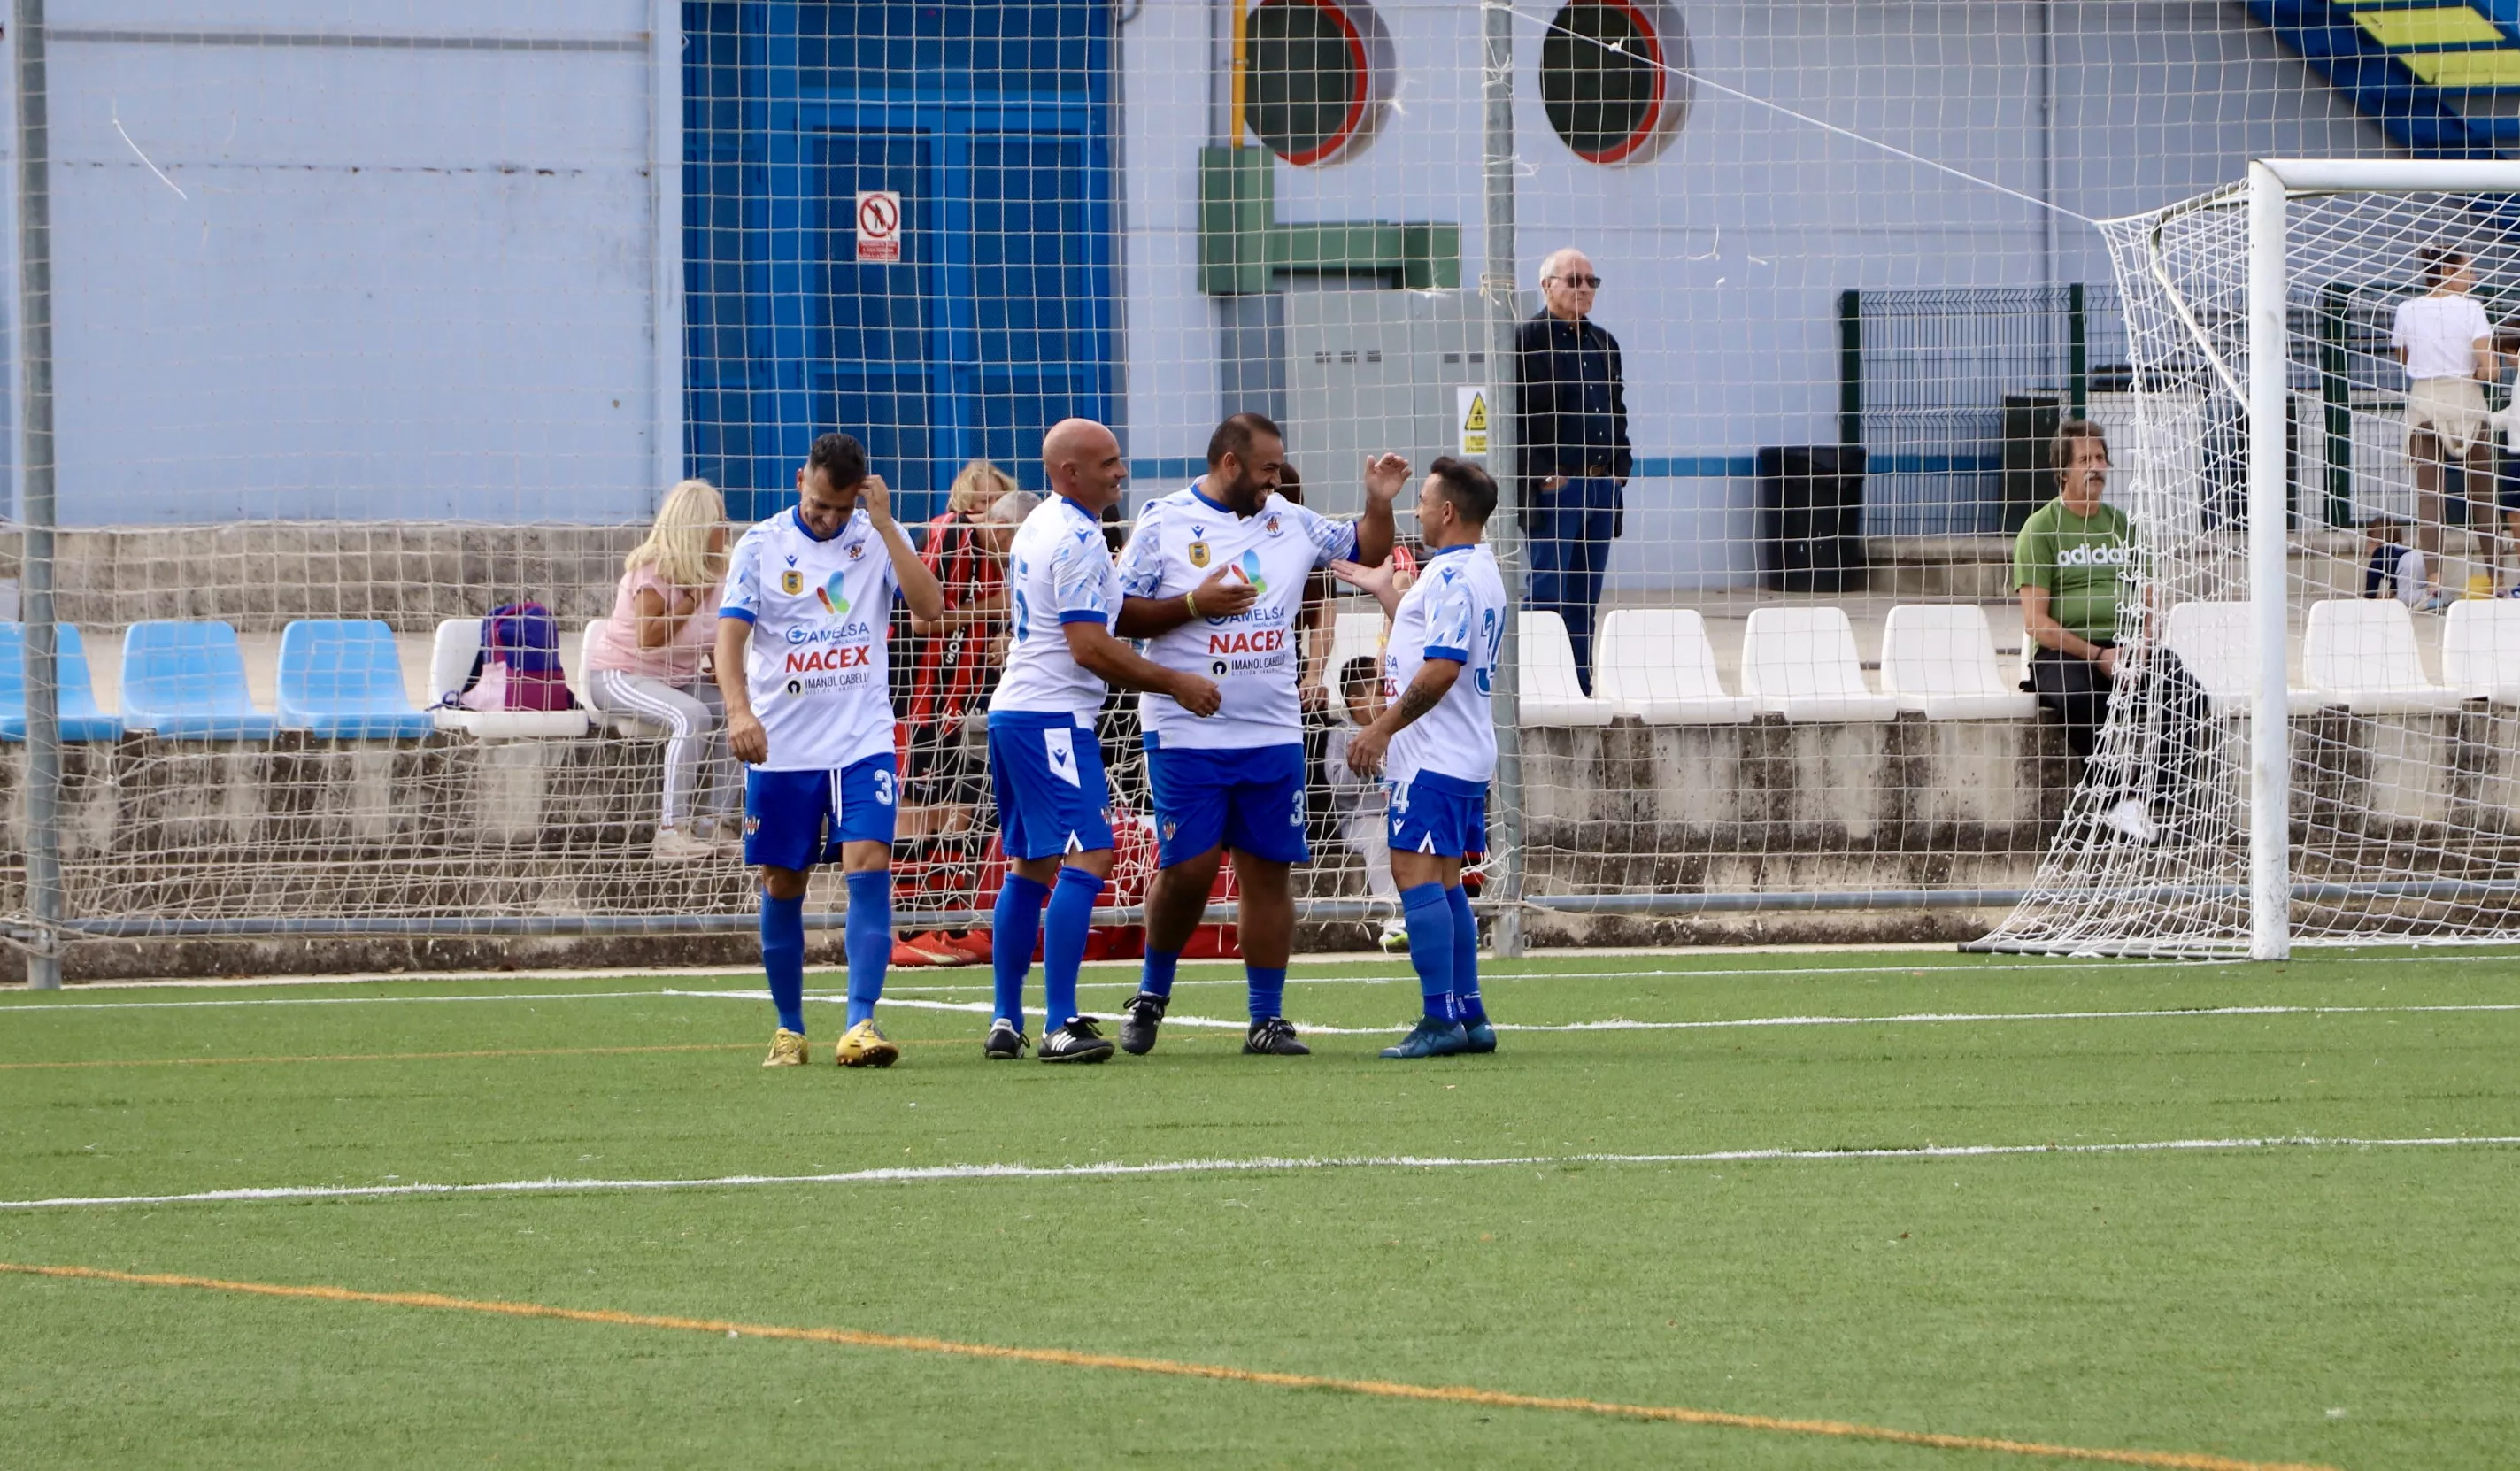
<box><xmin>855</xmin><ymin>190</ymin><xmax>902</xmax><ymax>263</ymax></box>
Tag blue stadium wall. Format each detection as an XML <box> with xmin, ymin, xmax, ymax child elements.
<box><xmin>682</xmin><ymin>1</ymin><xmax>1119</xmax><ymax>525</ymax></box>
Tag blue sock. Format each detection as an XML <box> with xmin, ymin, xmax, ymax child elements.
<box><xmin>1446</xmin><ymin>883</ymin><xmax>1484</xmax><ymax>1025</ymax></box>
<box><xmin>1247</xmin><ymin>966</ymin><xmax>1288</xmax><ymax>1024</ymax></box>
<box><xmin>1401</xmin><ymin>882</ymin><xmax>1456</xmax><ymax>1023</ymax></box>
<box><xmin>760</xmin><ymin>891</ymin><xmax>805</xmax><ymax>1035</ymax></box>
<box><xmin>1044</xmin><ymin>866</ymin><xmax>1103</xmax><ymax>1029</ymax></box>
<box><xmin>1141</xmin><ymin>949</ymin><xmax>1181</xmax><ymax>1000</ymax></box>
<box><xmin>990</xmin><ymin>873</ymin><xmax>1051</xmax><ymax>1031</ymax></box>
<box><xmin>844</xmin><ymin>869</ymin><xmax>891</xmax><ymax>1028</ymax></box>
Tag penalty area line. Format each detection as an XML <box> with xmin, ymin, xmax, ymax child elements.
<box><xmin>7</xmin><ymin>1135</ymin><xmax>2515</xmax><ymax>1213</ymax></box>
<box><xmin>0</xmin><ymin>1260</ymin><xmax>2332</xmax><ymax>1471</ymax></box>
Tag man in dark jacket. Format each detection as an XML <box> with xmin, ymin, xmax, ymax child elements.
<box><xmin>1516</xmin><ymin>247</ymin><xmax>1631</xmax><ymax>693</ymax></box>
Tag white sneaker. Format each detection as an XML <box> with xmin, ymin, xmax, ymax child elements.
<box><xmin>651</xmin><ymin>826</ymin><xmax>720</xmax><ymax>861</ymax></box>
<box><xmin>2102</xmin><ymin>797</ymin><xmax>2157</xmax><ymax>845</ymax></box>
<box><xmin>1376</xmin><ymin>918</ymin><xmax>1409</xmax><ymax>954</ymax></box>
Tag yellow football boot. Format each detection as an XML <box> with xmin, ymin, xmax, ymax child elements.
<box><xmin>762</xmin><ymin>1028</ymin><xmax>809</xmax><ymax>1067</ymax></box>
<box><xmin>835</xmin><ymin>1018</ymin><xmax>899</xmax><ymax>1068</ymax></box>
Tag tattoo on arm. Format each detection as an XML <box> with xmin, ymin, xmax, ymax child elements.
<box><xmin>1392</xmin><ymin>680</ymin><xmax>1444</xmax><ymax>728</ymax></box>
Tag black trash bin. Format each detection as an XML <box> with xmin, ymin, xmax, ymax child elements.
<box><xmin>1757</xmin><ymin>445</ymin><xmax>1867</xmax><ymax>593</ymax></box>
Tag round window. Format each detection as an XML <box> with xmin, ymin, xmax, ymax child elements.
<box><xmin>1243</xmin><ymin>0</ymin><xmax>1393</xmax><ymax>166</ymax></box>
<box><xmin>1540</xmin><ymin>0</ymin><xmax>1691</xmax><ymax>166</ymax></box>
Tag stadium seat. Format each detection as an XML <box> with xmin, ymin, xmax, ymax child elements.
<box><xmin>274</xmin><ymin>619</ymin><xmax>438</xmax><ymax>738</ymax></box>
<box><xmin>2301</xmin><ymin>598</ymin><xmax>2464</xmax><ymax>715</ymax></box>
<box><xmin>1879</xmin><ymin>605</ymin><xmax>2038</xmax><ymax>720</ymax></box>
<box><xmin>2160</xmin><ymin>601</ymin><xmax>2322</xmax><ymax>717</ymax></box>
<box><xmin>428</xmin><ymin>617</ymin><xmax>588</xmax><ymax>740</ymax></box>
<box><xmin>2439</xmin><ymin>598</ymin><xmax>2520</xmax><ymax>705</ymax></box>
<box><xmin>1517</xmin><ymin>611</ymin><xmax>1613</xmax><ymax>726</ymax></box>
<box><xmin>118</xmin><ymin>621</ymin><xmax>278</xmax><ymax>738</ymax></box>
<box><xmin>1592</xmin><ymin>608</ymin><xmax>1756</xmax><ymax>723</ymax></box>
<box><xmin>0</xmin><ymin>623</ymin><xmax>124</xmax><ymax>741</ymax></box>
<box><xmin>1738</xmin><ymin>607</ymin><xmax>1898</xmax><ymax>722</ymax></box>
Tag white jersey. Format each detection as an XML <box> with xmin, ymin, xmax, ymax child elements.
<box><xmin>1117</xmin><ymin>483</ymin><xmax>1358</xmax><ymax>751</ymax></box>
<box><xmin>1383</xmin><ymin>543</ymin><xmax>1506</xmax><ymax>788</ymax></box>
<box><xmin>2394</xmin><ymin>292</ymin><xmax>2491</xmax><ymax>381</ymax></box>
<box><xmin>719</xmin><ymin>506</ymin><xmax>900</xmax><ymax>772</ymax></box>
<box><xmin>990</xmin><ymin>493</ymin><xmax>1121</xmax><ymax>720</ymax></box>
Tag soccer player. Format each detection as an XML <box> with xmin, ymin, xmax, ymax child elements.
<box><xmin>1329</xmin><ymin>456</ymin><xmax>1507</xmax><ymax>1059</ymax></box>
<box><xmin>983</xmin><ymin>419</ymin><xmax>1223</xmax><ymax>1062</ymax></box>
<box><xmin>717</xmin><ymin>432</ymin><xmax>948</xmax><ymax>1068</ymax></box>
<box><xmin>1112</xmin><ymin>412</ymin><xmax>1404</xmax><ymax>1057</ymax></box>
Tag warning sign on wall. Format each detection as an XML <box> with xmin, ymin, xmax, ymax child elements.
<box><xmin>1456</xmin><ymin>386</ymin><xmax>1491</xmax><ymax>457</ymax></box>
<box><xmin>856</xmin><ymin>190</ymin><xmax>902</xmax><ymax>263</ymax></box>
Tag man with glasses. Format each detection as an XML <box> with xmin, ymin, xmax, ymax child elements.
<box><xmin>1516</xmin><ymin>247</ymin><xmax>1632</xmax><ymax>694</ymax></box>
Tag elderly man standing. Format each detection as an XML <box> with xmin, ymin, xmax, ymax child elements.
<box><xmin>1516</xmin><ymin>246</ymin><xmax>1632</xmax><ymax>694</ymax></box>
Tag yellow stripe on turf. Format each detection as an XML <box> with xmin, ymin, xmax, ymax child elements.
<box><xmin>0</xmin><ymin>1260</ymin><xmax>2336</xmax><ymax>1470</ymax></box>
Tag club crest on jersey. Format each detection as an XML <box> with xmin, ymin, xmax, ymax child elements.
<box><xmin>846</xmin><ymin>540</ymin><xmax>865</xmax><ymax>560</ymax></box>
<box><xmin>1187</xmin><ymin>539</ymin><xmax>1210</xmax><ymax>569</ymax></box>
<box><xmin>780</xmin><ymin>569</ymin><xmax>804</xmax><ymax>595</ymax></box>
<box><xmin>1264</xmin><ymin>513</ymin><xmax>1283</xmax><ymax>536</ymax></box>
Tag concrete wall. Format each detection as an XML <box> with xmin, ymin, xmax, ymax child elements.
<box><xmin>1119</xmin><ymin>1</ymin><xmax>2395</xmax><ymax>587</ymax></box>
<box><xmin>12</xmin><ymin>2</ymin><xmax>673</xmax><ymax>525</ymax></box>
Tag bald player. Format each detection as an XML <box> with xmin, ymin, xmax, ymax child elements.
<box><xmin>983</xmin><ymin>419</ymin><xmax>1223</xmax><ymax>1063</ymax></box>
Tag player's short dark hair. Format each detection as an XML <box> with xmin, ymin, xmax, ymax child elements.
<box><xmin>1206</xmin><ymin>412</ymin><xmax>1283</xmax><ymax>469</ymax></box>
<box><xmin>1426</xmin><ymin>455</ymin><xmax>1498</xmax><ymax>526</ymax></box>
<box><xmin>806</xmin><ymin>432</ymin><xmax>868</xmax><ymax>490</ymax></box>
<box><xmin>1340</xmin><ymin>655</ymin><xmax>1379</xmax><ymax>695</ymax></box>
<box><xmin>2052</xmin><ymin>419</ymin><xmax>2109</xmax><ymax>484</ymax></box>
<box><xmin>2420</xmin><ymin>243</ymin><xmax>2471</xmax><ymax>288</ymax></box>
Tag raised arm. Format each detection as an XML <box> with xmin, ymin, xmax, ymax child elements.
<box><xmin>1351</xmin><ymin>453</ymin><xmax>1406</xmax><ymax>568</ymax></box>
<box><xmin>859</xmin><ymin>474</ymin><xmax>947</xmax><ymax>624</ymax></box>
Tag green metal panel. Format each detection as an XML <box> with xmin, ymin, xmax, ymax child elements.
<box><xmin>1198</xmin><ymin>144</ymin><xmax>1460</xmax><ymax>294</ymax></box>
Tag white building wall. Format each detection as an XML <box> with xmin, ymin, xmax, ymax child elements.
<box><xmin>34</xmin><ymin>1</ymin><xmax>667</xmax><ymax>525</ymax></box>
<box><xmin>1121</xmin><ymin>0</ymin><xmax>2395</xmax><ymax>588</ymax></box>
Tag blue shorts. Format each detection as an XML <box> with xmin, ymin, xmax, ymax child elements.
<box><xmin>987</xmin><ymin>712</ymin><xmax>1115</xmax><ymax>859</ymax></box>
<box><xmin>1387</xmin><ymin>770</ymin><xmax>1488</xmax><ymax>859</ymax></box>
<box><xmin>744</xmin><ymin>754</ymin><xmax>898</xmax><ymax>870</ymax></box>
<box><xmin>1143</xmin><ymin>738</ymin><xmax>1310</xmax><ymax>867</ymax></box>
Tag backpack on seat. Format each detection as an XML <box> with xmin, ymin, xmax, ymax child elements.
<box><xmin>454</xmin><ymin>602</ymin><xmax>578</xmax><ymax>712</ymax></box>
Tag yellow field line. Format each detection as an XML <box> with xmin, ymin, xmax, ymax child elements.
<box><xmin>0</xmin><ymin>1261</ymin><xmax>2336</xmax><ymax>1470</ymax></box>
<box><xmin>0</xmin><ymin>1039</ymin><xmax>967</xmax><ymax>1070</ymax></box>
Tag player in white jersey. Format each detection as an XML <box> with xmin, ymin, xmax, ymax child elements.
<box><xmin>983</xmin><ymin>419</ymin><xmax>1222</xmax><ymax>1064</ymax></box>
<box><xmin>715</xmin><ymin>432</ymin><xmax>946</xmax><ymax>1069</ymax></box>
<box><xmin>1109</xmin><ymin>412</ymin><xmax>1405</xmax><ymax>1057</ymax></box>
<box><xmin>1331</xmin><ymin>456</ymin><xmax>1507</xmax><ymax>1059</ymax></box>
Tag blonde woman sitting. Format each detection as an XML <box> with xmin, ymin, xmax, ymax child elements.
<box><xmin>585</xmin><ymin>478</ymin><xmax>736</xmax><ymax>859</ymax></box>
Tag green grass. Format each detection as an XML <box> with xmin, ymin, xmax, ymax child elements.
<box><xmin>3</xmin><ymin>948</ymin><xmax>2516</xmax><ymax>1467</ymax></box>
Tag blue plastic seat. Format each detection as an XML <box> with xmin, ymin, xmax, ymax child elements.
<box><xmin>119</xmin><ymin>620</ymin><xmax>280</xmax><ymax>739</ymax></box>
<box><xmin>0</xmin><ymin>623</ymin><xmax>126</xmax><ymax>742</ymax></box>
<box><xmin>275</xmin><ymin>619</ymin><xmax>435</xmax><ymax>739</ymax></box>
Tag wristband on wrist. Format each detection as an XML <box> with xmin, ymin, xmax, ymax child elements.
<box><xmin>1184</xmin><ymin>589</ymin><xmax>1199</xmax><ymax>619</ymax></box>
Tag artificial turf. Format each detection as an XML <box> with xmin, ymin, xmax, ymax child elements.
<box><xmin>2</xmin><ymin>948</ymin><xmax>2515</xmax><ymax>1468</ymax></box>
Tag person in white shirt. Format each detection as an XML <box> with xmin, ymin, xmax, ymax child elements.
<box><xmin>1322</xmin><ymin>655</ymin><xmax>1406</xmax><ymax>952</ymax></box>
<box><xmin>981</xmin><ymin>418</ymin><xmax>1221</xmax><ymax>1064</ymax></box>
<box><xmin>716</xmin><ymin>432</ymin><xmax>947</xmax><ymax>1069</ymax></box>
<box><xmin>2392</xmin><ymin>246</ymin><xmax>2497</xmax><ymax>608</ymax></box>
<box><xmin>1107</xmin><ymin>412</ymin><xmax>1405</xmax><ymax>1058</ymax></box>
<box><xmin>1330</xmin><ymin>456</ymin><xmax>1508</xmax><ymax>1059</ymax></box>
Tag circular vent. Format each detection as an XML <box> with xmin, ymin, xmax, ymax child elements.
<box><xmin>1540</xmin><ymin>0</ymin><xmax>1691</xmax><ymax>166</ymax></box>
<box><xmin>1243</xmin><ymin>0</ymin><xmax>1392</xmax><ymax>166</ymax></box>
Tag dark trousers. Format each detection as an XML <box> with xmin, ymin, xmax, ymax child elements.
<box><xmin>1526</xmin><ymin>475</ymin><xmax>1621</xmax><ymax>693</ymax></box>
<box><xmin>2031</xmin><ymin>643</ymin><xmax>2211</xmax><ymax>810</ymax></box>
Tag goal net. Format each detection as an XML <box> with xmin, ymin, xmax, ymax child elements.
<box><xmin>1986</xmin><ymin>164</ymin><xmax>2520</xmax><ymax>958</ymax></box>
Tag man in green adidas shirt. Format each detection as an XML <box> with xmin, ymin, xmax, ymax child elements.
<box><xmin>2015</xmin><ymin>420</ymin><xmax>2205</xmax><ymax>843</ymax></box>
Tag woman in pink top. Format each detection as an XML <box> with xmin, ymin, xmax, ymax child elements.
<box><xmin>584</xmin><ymin>478</ymin><xmax>733</xmax><ymax>859</ymax></box>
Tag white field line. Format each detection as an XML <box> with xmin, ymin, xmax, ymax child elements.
<box><xmin>0</xmin><ymin>990</ymin><xmax>684</xmax><ymax>1013</ymax></box>
<box><xmin>10</xmin><ymin>1135</ymin><xmax>2516</xmax><ymax>1213</ymax></box>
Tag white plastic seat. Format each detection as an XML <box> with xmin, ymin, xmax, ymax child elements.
<box><xmin>2162</xmin><ymin>602</ymin><xmax>2323</xmax><ymax>717</ymax></box>
<box><xmin>1738</xmin><ymin>607</ymin><xmax>1898</xmax><ymax>723</ymax></box>
<box><xmin>2302</xmin><ymin>598</ymin><xmax>2465</xmax><ymax>714</ymax></box>
<box><xmin>426</xmin><ymin>615</ymin><xmax>588</xmax><ymax>739</ymax></box>
<box><xmin>1879</xmin><ymin>605</ymin><xmax>2038</xmax><ymax>720</ymax></box>
<box><xmin>1593</xmin><ymin>608</ymin><xmax>1755</xmax><ymax>723</ymax></box>
<box><xmin>2440</xmin><ymin>598</ymin><xmax>2520</xmax><ymax>705</ymax></box>
<box><xmin>1516</xmin><ymin>611</ymin><xmax>1612</xmax><ymax>726</ymax></box>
